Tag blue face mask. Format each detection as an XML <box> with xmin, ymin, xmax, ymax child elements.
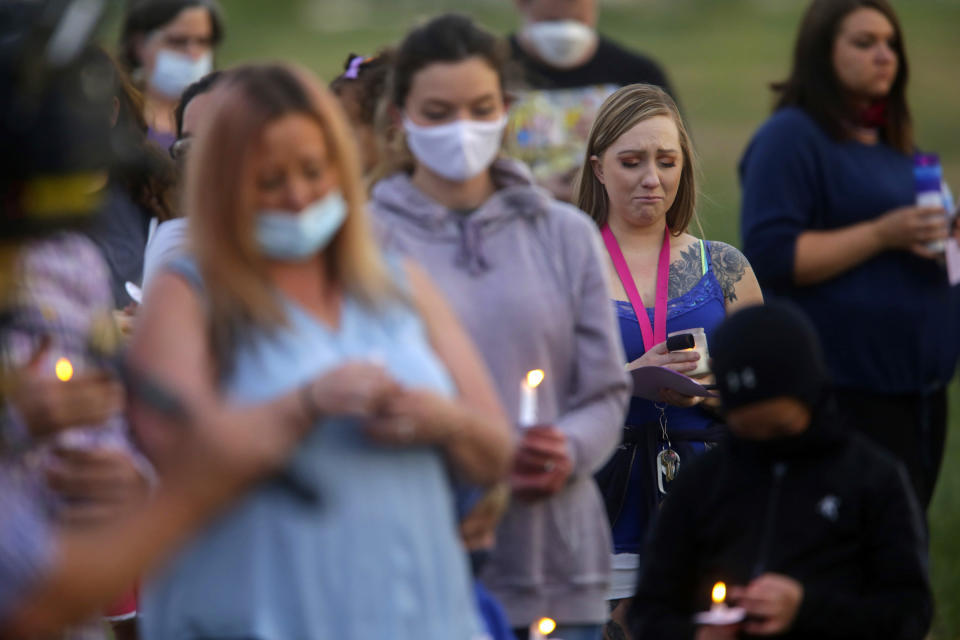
<box><xmin>255</xmin><ymin>190</ymin><xmax>348</xmax><ymax>261</ymax></box>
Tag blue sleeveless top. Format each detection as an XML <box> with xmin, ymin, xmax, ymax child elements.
<box><xmin>609</xmin><ymin>240</ymin><xmax>726</xmax><ymax>554</ymax></box>
<box><xmin>140</xmin><ymin>257</ymin><xmax>483</xmax><ymax>640</ymax></box>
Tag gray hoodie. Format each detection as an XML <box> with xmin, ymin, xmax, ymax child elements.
<box><xmin>370</xmin><ymin>159</ymin><xmax>630</xmax><ymax>627</ymax></box>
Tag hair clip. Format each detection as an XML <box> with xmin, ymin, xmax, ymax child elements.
<box><xmin>342</xmin><ymin>55</ymin><xmax>367</xmax><ymax>80</ymax></box>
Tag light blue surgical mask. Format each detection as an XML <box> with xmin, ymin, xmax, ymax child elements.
<box><xmin>255</xmin><ymin>190</ymin><xmax>347</xmax><ymax>261</ymax></box>
<box><xmin>150</xmin><ymin>49</ymin><xmax>213</xmax><ymax>99</ymax></box>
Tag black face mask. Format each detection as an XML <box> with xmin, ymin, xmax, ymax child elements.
<box><xmin>733</xmin><ymin>400</ymin><xmax>841</xmax><ymax>461</ymax></box>
<box><xmin>744</xmin><ymin>433</ymin><xmax>811</xmax><ymax>459</ymax></box>
<box><xmin>469</xmin><ymin>549</ymin><xmax>492</xmax><ymax>576</ymax></box>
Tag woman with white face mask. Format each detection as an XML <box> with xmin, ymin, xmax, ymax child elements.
<box><xmin>119</xmin><ymin>0</ymin><xmax>223</xmax><ymax>150</ymax></box>
<box><xmin>131</xmin><ymin>63</ymin><xmax>512</xmax><ymax>640</ymax></box>
<box><xmin>370</xmin><ymin>15</ymin><xmax>630</xmax><ymax>640</ymax></box>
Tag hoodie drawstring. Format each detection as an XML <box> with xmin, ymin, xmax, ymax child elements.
<box><xmin>455</xmin><ymin>219</ymin><xmax>490</xmax><ymax>276</ymax></box>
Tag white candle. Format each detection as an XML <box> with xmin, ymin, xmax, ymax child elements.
<box><xmin>711</xmin><ymin>581</ymin><xmax>727</xmax><ymax>612</ymax></box>
<box><xmin>529</xmin><ymin>617</ymin><xmax>556</xmax><ymax>639</ymax></box>
<box><xmin>693</xmin><ymin>581</ymin><xmax>746</xmax><ymax>625</ymax></box>
<box><xmin>519</xmin><ymin>369</ymin><xmax>545</xmax><ymax>427</ymax></box>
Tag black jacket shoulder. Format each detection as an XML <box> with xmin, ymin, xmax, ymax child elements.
<box><xmin>508</xmin><ymin>32</ymin><xmax>675</xmax><ymax>98</ymax></box>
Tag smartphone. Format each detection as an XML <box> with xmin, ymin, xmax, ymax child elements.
<box><xmin>666</xmin><ymin>333</ymin><xmax>696</xmax><ymax>352</ymax></box>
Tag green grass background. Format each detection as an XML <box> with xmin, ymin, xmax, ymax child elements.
<box><xmin>144</xmin><ymin>0</ymin><xmax>960</xmax><ymax>636</ymax></box>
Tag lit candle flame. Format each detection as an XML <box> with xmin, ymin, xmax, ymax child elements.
<box><xmin>55</xmin><ymin>357</ymin><xmax>74</xmax><ymax>382</ymax></box>
<box><xmin>537</xmin><ymin>617</ymin><xmax>556</xmax><ymax>636</ymax></box>
<box><xmin>526</xmin><ymin>369</ymin><xmax>545</xmax><ymax>388</ymax></box>
<box><xmin>712</xmin><ymin>581</ymin><xmax>726</xmax><ymax>605</ymax></box>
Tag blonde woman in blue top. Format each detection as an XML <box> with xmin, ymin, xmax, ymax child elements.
<box><xmin>575</xmin><ymin>83</ymin><xmax>764</xmax><ymax>636</ymax></box>
<box><xmin>130</xmin><ymin>63</ymin><xmax>513</xmax><ymax>640</ymax></box>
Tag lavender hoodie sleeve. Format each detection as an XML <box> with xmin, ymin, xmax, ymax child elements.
<box><xmin>553</xmin><ymin>207</ymin><xmax>630</xmax><ymax>475</ymax></box>
<box><xmin>0</xmin><ymin>473</ymin><xmax>54</xmax><ymax>626</ymax></box>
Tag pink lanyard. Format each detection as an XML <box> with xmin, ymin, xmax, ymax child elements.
<box><xmin>601</xmin><ymin>224</ymin><xmax>671</xmax><ymax>353</ymax></box>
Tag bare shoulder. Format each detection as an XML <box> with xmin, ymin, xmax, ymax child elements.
<box><xmin>130</xmin><ymin>271</ymin><xmax>207</xmax><ymax>365</ymax></box>
<box><xmin>667</xmin><ymin>233</ymin><xmax>706</xmax><ymax>299</ymax></box>
<box><xmin>708</xmin><ymin>241</ymin><xmax>755</xmax><ymax>305</ymax></box>
<box><xmin>126</xmin><ymin>268</ymin><xmax>220</xmax><ymax>410</ymax></box>
<box><xmin>138</xmin><ymin>272</ymin><xmax>204</xmax><ymax>325</ymax></box>
<box><xmin>708</xmin><ymin>241</ymin><xmax>750</xmax><ymax>273</ymax></box>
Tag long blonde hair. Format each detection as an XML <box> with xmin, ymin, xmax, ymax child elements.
<box><xmin>184</xmin><ymin>63</ymin><xmax>394</xmax><ymax>369</ymax></box>
<box><xmin>575</xmin><ymin>84</ymin><xmax>699</xmax><ymax>236</ymax></box>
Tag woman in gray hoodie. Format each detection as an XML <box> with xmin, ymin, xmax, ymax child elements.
<box><xmin>370</xmin><ymin>14</ymin><xmax>630</xmax><ymax>640</ymax></box>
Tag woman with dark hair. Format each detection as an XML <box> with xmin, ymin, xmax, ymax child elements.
<box><xmin>575</xmin><ymin>83</ymin><xmax>762</xmax><ymax>638</ymax></box>
<box><xmin>128</xmin><ymin>70</ymin><xmax>225</xmax><ymax>308</ymax></box>
<box><xmin>370</xmin><ymin>14</ymin><xmax>630</xmax><ymax>640</ymax></box>
<box><xmin>740</xmin><ymin>0</ymin><xmax>959</xmax><ymax>510</ymax></box>
<box><xmin>119</xmin><ymin>0</ymin><xmax>224</xmax><ymax>149</ymax></box>
<box><xmin>132</xmin><ymin>62</ymin><xmax>512</xmax><ymax>640</ymax></box>
<box><xmin>84</xmin><ymin>50</ymin><xmax>177</xmax><ymax>308</ymax></box>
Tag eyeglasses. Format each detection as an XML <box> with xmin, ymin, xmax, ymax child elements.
<box><xmin>169</xmin><ymin>137</ymin><xmax>192</xmax><ymax>160</ymax></box>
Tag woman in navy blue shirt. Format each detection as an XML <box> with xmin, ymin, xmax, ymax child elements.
<box><xmin>740</xmin><ymin>0</ymin><xmax>958</xmax><ymax>510</ymax></box>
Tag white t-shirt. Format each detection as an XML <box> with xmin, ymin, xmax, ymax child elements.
<box><xmin>141</xmin><ymin>218</ymin><xmax>189</xmax><ymax>296</ymax></box>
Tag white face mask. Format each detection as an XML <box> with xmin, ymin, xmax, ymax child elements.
<box><xmin>520</xmin><ymin>20</ymin><xmax>597</xmax><ymax>69</ymax></box>
<box><xmin>403</xmin><ymin>116</ymin><xmax>508</xmax><ymax>182</ymax></box>
<box><xmin>149</xmin><ymin>49</ymin><xmax>213</xmax><ymax>99</ymax></box>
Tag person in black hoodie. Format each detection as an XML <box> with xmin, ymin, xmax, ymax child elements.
<box><xmin>629</xmin><ymin>301</ymin><xmax>931</xmax><ymax>640</ymax></box>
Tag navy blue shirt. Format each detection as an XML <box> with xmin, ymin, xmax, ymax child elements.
<box><xmin>740</xmin><ymin>107</ymin><xmax>960</xmax><ymax>393</ymax></box>
<box><xmin>85</xmin><ymin>186</ymin><xmax>151</xmax><ymax>308</ymax></box>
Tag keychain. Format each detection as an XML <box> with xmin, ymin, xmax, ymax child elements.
<box><xmin>655</xmin><ymin>403</ymin><xmax>680</xmax><ymax>495</ymax></box>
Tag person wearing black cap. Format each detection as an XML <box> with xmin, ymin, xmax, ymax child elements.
<box><xmin>628</xmin><ymin>301</ymin><xmax>931</xmax><ymax>640</ymax></box>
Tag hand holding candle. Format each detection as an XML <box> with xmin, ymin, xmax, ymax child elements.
<box><xmin>513</xmin><ymin>369</ymin><xmax>573</xmax><ymax>500</ymax></box>
<box><xmin>728</xmin><ymin>574</ymin><xmax>803</xmax><ymax>636</ymax></box>
<box><xmin>8</xmin><ymin>349</ymin><xmax>123</xmax><ymax>438</ymax></box>
<box><xmin>511</xmin><ymin>425</ymin><xmax>572</xmax><ymax>501</ymax></box>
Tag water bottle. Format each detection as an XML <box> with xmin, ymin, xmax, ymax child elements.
<box><xmin>914</xmin><ymin>152</ymin><xmax>947</xmax><ymax>252</ymax></box>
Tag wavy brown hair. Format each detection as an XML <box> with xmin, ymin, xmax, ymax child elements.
<box><xmin>100</xmin><ymin>48</ymin><xmax>178</xmax><ymax>221</ymax></box>
<box><xmin>184</xmin><ymin>63</ymin><xmax>395</xmax><ymax>370</ymax></box>
<box><xmin>575</xmin><ymin>84</ymin><xmax>698</xmax><ymax>236</ymax></box>
<box><xmin>772</xmin><ymin>0</ymin><xmax>912</xmax><ymax>154</ymax></box>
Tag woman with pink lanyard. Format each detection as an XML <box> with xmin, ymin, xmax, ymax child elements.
<box><xmin>574</xmin><ymin>84</ymin><xmax>763</xmax><ymax>638</ymax></box>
